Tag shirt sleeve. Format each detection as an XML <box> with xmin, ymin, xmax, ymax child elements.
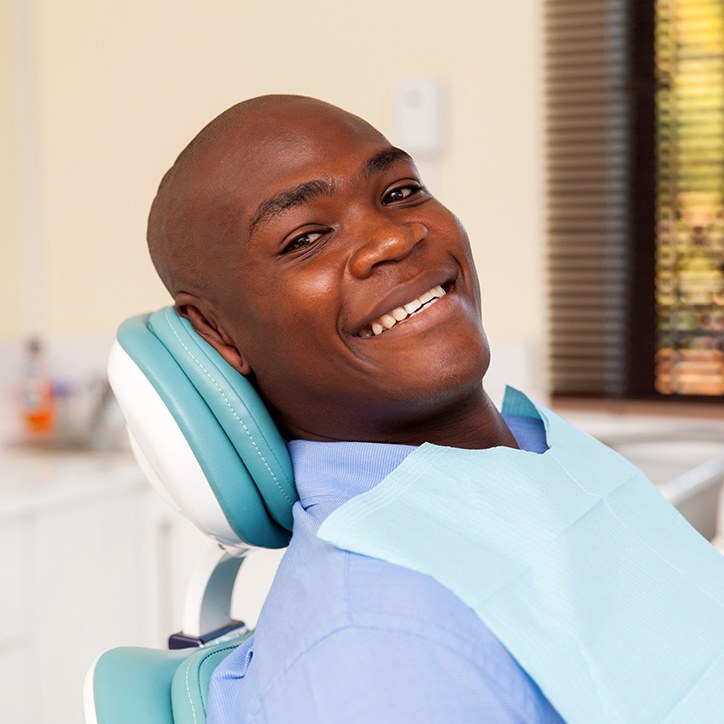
<box><xmin>248</xmin><ymin>625</ymin><xmax>554</xmax><ymax>724</ymax></box>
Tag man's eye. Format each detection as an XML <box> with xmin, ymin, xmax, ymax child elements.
<box><xmin>382</xmin><ymin>184</ymin><xmax>423</xmax><ymax>205</ymax></box>
<box><xmin>282</xmin><ymin>231</ymin><xmax>324</xmax><ymax>254</ymax></box>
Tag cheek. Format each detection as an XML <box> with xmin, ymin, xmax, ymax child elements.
<box><xmin>277</xmin><ymin>269</ymin><xmax>340</xmax><ymax>346</ymax></box>
<box><xmin>289</xmin><ymin>270</ymin><xmax>339</xmax><ymax>317</ymax></box>
<box><xmin>435</xmin><ymin>214</ymin><xmax>481</xmax><ymax>310</ymax></box>
<box><xmin>244</xmin><ymin>256</ymin><xmax>339</xmax><ymax>319</ymax></box>
<box><xmin>243</xmin><ymin>267</ymin><xmax>343</xmax><ymax>364</ymax></box>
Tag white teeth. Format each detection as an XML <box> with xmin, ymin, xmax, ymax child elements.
<box><xmin>425</xmin><ymin>297</ymin><xmax>441</xmax><ymax>310</ymax></box>
<box><xmin>359</xmin><ymin>284</ymin><xmax>449</xmax><ymax>337</ymax></box>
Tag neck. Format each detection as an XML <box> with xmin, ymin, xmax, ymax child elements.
<box><xmin>381</xmin><ymin>388</ymin><xmax>518</xmax><ymax>450</ymax></box>
<box><xmin>285</xmin><ymin>387</ymin><xmax>519</xmax><ymax>451</ymax></box>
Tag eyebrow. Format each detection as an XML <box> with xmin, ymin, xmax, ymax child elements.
<box><xmin>248</xmin><ymin>178</ymin><xmax>336</xmax><ymax>237</ymax></box>
<box><xmin>363</xmin><ymin>147</ymin><xmax>413</xmax><ymax>177</ymax></box>
<box><xmin>248</xmin><ymin>146</ymin><xmax>414</xmax><ymax>237</ymax></box>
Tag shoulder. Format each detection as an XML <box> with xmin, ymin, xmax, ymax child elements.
<box><xmin>254</xmin><ymin>515</ymin><xmax>518</xmax><ymax>677</ymax></box>
<box><xmin>241</xmin><ymin>624</ymin><xmax>554</xmax><ymax>724</ymax></box>
<box><xmin>261</xmin><ymin>515</ymin><xmax>497</xmax><ymax>657</ymax></box>
<box><xmin>208</xmin><ymin>521</ymin><xmax>561</xmax><ymax>723</ymax></box>
<box><xmin>344</xmin><ymin>548</ymin><xmax>494</xmax><ymax>652</ymax></box>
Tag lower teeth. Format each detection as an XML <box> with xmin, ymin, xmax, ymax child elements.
<box><xmin>410</xmin><ymin>296</ymin><xmax>440</xmax><ymax>317</ymax></box>
<box><xmin>362</xmin><ymin>296</ymin><xmax>442</xmax><ymax>337</ymax></box>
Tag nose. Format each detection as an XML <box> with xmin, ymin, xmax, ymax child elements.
<box><xmin>347</xmin><ymin>218</ymin><xmax>428</xmax><ymax>279</ymax></box>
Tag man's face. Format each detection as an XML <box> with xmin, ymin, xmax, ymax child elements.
<box><xmin>192</xmin><ymin>102</ymin><xmax>490</xmax><ymax>441</ymax></box>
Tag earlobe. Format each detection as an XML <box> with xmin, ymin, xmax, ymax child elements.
<box><xmin>175</xmin><ymin>298</ymin><xmax>253</xmax><ymax>377</ymax></box>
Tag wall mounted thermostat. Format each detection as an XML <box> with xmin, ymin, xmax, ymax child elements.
<box><xmin>392</xmin><ymin>78</ymin><xmax>445</xmax><ymax>156</ymax></box>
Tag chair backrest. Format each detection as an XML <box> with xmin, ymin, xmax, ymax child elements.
<box><xmin>108</xmin><ymin>307</ymin><xmax>298</xmax><ymax>550</ymax></box>
<box><xmin>85</xmin><ymin>630</ymin><xmax>252</xmax><ymax>724</ymax></box>
<box><xmin>86</xmin><ymin>308</ymin><xmax>295</xmax><ymax>724</ymax></box>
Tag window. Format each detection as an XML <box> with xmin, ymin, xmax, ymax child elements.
<box><xmin>546</xmin><ymin>0</ymin><xmax>724</xmax><ymax>401</ymax></box>
<box><xmin>655</xmin><ymin>0</ymin><xmax>724</xmax><ymax>396</ymax></box>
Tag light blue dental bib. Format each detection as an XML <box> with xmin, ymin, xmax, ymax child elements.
<box><xmin>318</xmin><ymin>388</ymin><xmax>724</xmax><ymax>723</ymax></box>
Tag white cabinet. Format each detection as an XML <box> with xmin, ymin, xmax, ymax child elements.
<box><xmin>31</xmin><ymin>482</ymin><xmax>151</xmax><ymax>722</ymax></box>
<box><xmin>0</xmin><ymin>451</ymin><xmax>210</xmax><ymax>724</ymax></box>
<box><xmin>0</xmin><ymin>646</ymin><xmax>30</xmax><ymax>722</ymax></box>
<box><xmin>0</xmin><ymin>517</ymin><xmax>32</xmax><ymax>721</ymax></box>
<box><xmin>0</xmin><ymin>446</ymin><xmax>284</xmax><ymax>724</ymax></box>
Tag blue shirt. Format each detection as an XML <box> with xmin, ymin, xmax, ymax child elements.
<box><xmin>207</xmin><ymin>415</ymin><xmax>563</xmax><ymax>723</ymax></box>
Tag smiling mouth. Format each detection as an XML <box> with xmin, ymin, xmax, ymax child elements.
<box><xmin>357</xmin><ymin>285</ymin><xmax>449</xmax><ymax>338</ymax></box>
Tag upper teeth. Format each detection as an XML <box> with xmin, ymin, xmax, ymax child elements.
<box><xmin>359</xmin><ymin>285</ymin><xmax>447</xmax><ymax>337</ymax></box>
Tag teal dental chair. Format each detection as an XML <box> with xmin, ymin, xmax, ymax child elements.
<box><xmin>84</xmin><ymin>308</ymin><xmax>298</xmax><ymax>724</ymax></box>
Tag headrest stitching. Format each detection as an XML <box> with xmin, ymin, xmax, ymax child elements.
<box><xmin>183</xmin><ymin>644</ymin><xmax>242</xmax><ymax>721</ymax></box>
<box><xmin>184</xmin><ymin>654</ymin><xmax>199</xmax><ymax>724</ymax></box>
<box><xmin>164</xmin><ymin>313</ymin><xmax>294</xmax><ymax>506</ymax></box>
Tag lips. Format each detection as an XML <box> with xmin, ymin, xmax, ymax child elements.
<box><xmin>357</xmin><ymin>284</ymin><xmax>449</xmax><ymax>337</ymax></box>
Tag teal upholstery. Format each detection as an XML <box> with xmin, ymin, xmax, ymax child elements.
<box><xmin>92</xmin><ymin>647</ymin><xmax>188</xmax><ymax>724</ymax></box>
<box><xmin>91</xmin><ymin>309</ymin><xmax>290</xmax><ymax>722</ymax></box>
<box><xmin>171</xmin><ymin>639</ymin><xmax>250</xmax><ymax>724</ymax></box>
<box><xmin>92</xmin><ymin>632</ymin><xmax>252</xmax><ymax>724</ymax></box>
<box><xmin>117</xmin><ymin>308</ymin><xmax>297</xmax><ymax>548</ymax></box>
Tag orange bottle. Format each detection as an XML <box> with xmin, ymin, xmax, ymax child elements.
<box><xmin>22</xmin><ymin>338</ymin><xmax>55</xmax><ymax>435</ymax></box>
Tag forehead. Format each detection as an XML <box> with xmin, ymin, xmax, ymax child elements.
<box><xmin>197</xmin><ymin>106</ymin><xmax>393</xmax><ymax>224</ymax></box>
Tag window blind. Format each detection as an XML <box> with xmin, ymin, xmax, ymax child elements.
<box><xmin>547</xmin><ymin>0</ymin><xmax>724</xmax><ymax>400</ymax></box>
<box><xmin>545</xmin><ymin>0</ymin><xmax>633</xmax><ymax>396</ymax></box>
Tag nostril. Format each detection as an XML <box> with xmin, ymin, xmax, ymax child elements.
<box><xmin>412</xmin><ymin>222</ymin><xmax>429</xmax><ymax>241</ymax></box>
<box><xmin>348</xmin><ymin>227</ymin><xmax>423</xmax><ymax>279</ymax></box>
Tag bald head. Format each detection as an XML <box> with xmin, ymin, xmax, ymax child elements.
<box><xmin>144</xmin><ymin>93</ymin><xmax>500</xmax><ymax>448</ymax></box>
<box><xmin>147</xmin><ymin>95</ymin><xmax>381</xmax><ymax>300</ymax></box>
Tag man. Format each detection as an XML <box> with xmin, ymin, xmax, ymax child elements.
<box><xmin>148</xmin><ymin>95</ymin><xmax>562</xmax><ymax>722</ymax></box>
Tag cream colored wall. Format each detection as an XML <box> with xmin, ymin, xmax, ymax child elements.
<box><xmin>1</xmin><ymin>1</ymin><xmax>24</xmax><ymax>338</ymax></box>
<box><xmin>2</xmin><ymin>0</ymin><xmax>544</xmax><ymax>348</ymax></box>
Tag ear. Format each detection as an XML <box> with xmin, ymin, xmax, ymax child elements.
<box><xmin>175</xmin><ymin>295</ymin><xmax>253</xmax><ymax>376</ymax></box>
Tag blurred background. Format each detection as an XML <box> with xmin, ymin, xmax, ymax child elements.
<box><xmin>0</xmin><ymin>0</ymin><xmax>722</xmax><ymax>721</ymax></box>
<box><xmin>0</xmin><ymin>0</ymin><xmax>546</xmax><ymax>387</ymax></box>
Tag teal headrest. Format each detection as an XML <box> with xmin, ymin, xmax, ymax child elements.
<box><xmin>113</xmin><ymin>307</ymin><xmax>296</xmax><ymax>549</ymax></box>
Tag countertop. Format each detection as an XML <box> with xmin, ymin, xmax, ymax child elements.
<box><xmin>0</xmin><ymin>441</ymin><xmax>145</xmax><ymax>520</ymax></box>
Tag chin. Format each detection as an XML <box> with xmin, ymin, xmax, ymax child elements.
<box><xmin>386</xmin><ymin>334</ymin><xmax>491</xmax><ymax>408</ymax></box>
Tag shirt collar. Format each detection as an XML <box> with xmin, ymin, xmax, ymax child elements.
<box><xmin>288</xmin><ymin>440</ymin><xmax>417</xmax><ymax>514</ymax></box>
<box><xmin>287</xmin><ymin>411</ymin><xmax>548</xmax><ymax>519</ymax></box>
